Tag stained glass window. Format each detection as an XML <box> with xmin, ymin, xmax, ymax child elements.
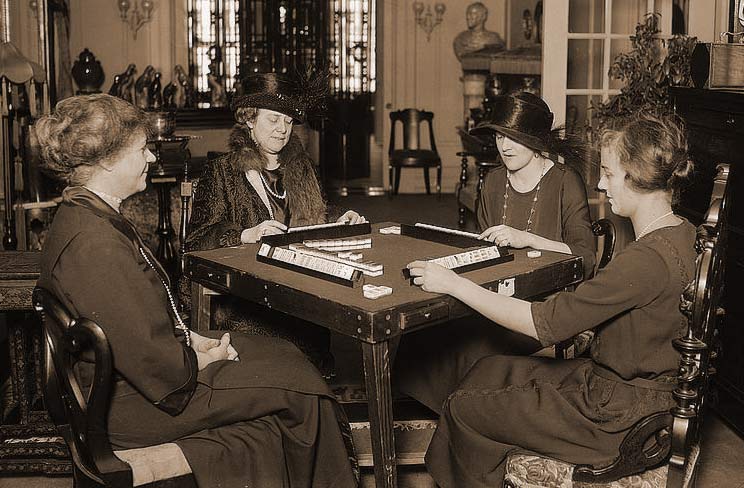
<box><xmin>187</xmin><ymin>0</ymin><xmax>240</xmax><ymax>108</ymax></box>
<box><xmin>187</xmin><ymin>0</ymin><xmax>376</xmax><ymax>108</ymax></box>
<box><xmin>330</xmin><ymin>0</ymin><xmax>375</xmax><ymax>96</ymax></box>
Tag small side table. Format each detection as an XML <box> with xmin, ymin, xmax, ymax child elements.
<box><xmin>148</xmin><ymin>135</ymin><xmax>195</xmax><ymax>278</ymax></box>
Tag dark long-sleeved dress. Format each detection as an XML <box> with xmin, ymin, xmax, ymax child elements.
<box><xmin>395</xmin><ymin>161</ymin><xmax>597</xmax><ymax>412</ymax></box>
<box><xmin>425</xmin><ymin>221</ymin><xmax>696</xmax><ymax>488</ymax></box>
<box><xmin>181</xmin><ymin>126</ymin><xmax>335</xmax><ymax>370</ymax></box>
<box><xmin>477</xmin><ymin>162</ymin><xmax>596</xmax><ymax>277</ymax></box>
<box><xmin>39</xmin><ymin>187</ymin><xmax>357</xmax><ymax>488</ymax></box>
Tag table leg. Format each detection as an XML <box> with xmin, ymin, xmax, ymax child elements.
<box><xmin>458</xmin><ymin>154</ymin><xmax>469</xmax><ymax>228</ymax></box>
<box><xmin>190</xmin><ymin>282</ymin><xmax>212</xmax><ymax>332</ymax></box>
<box><xmin>154</xmin><ymin>181</ymin><xmax>176</xmax><ymax>275</ymax></box>
<box><xmin>362</xmin><ymin>341</ymin><xmax>397</xmax><ymax>488</ymax></box>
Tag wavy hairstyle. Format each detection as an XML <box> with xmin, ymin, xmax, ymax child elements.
<box><xmin>599</xmin><ymin>111</ymin><xmax>694</xmax><ymax>204</ymax></box>
<box><xmin>34</xmin><ymin>94</ymin><xmax>153</xmax><ymax>186</ymax></box>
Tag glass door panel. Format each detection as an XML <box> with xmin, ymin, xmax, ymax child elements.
<box><xmin>611</xmin><ymin>0</ymin><xmax>649</xmax><ymax>33</ymax></box>
<box><xmin>569</xmin><ymin>0</ymin><xmax>605</xmax><ymax>33</ymax></box>
<box><xmin>567</xmin><ymin>39</ymin><xmax>604</xmax><ymax>89</ymax></box>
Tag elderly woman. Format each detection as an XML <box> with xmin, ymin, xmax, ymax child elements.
<box><xmin>395</xmin><ymin>92</ymin><xmax>596</xmax><ymax>413</ymax></box>
<box><xmin>35</xmin><ymin>94</ymin><xmax>357</xmax><ymax>488</ymax></box>
<box><xmin>407</xmin><ymin>112</ymin><xmax>696</xmax><ymax>487</ymax></box>
<box><xmin>183</xmin><ymin>73</ymin><xmax>363</xmax><ymax>375</ymax></box>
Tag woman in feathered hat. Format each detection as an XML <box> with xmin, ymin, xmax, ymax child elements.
<box><xmin>183</xmin><ymin>72</ymin><xmax>364</xmax><ymax>375</ymax></box>
<box><xmin>396</xmin><ymin>92</ymin><xmax>596</xmax><ymax>414</ymax></box>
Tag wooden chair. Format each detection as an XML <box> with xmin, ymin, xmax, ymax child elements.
<box><xmin>503</xmin><ymin>163</ymin><xmax>731</xmax><ymax>488</ymax></box>
<box><xmin>388</xmin><ymin>109</ymin><xmax>441</xmax><ymax>196</ymax></box>
<box><xmin>33</xmin><ymin>287</ymin><xmax>196</xmax><ymax>487</ymax></box>
<box><xmin>592</xmin><ymin>218</ymin><xmax>617</xmax><ymax>271</ymax></box>
<box><xmin>455</xmin><ymin>127</ymin><xmax>501</xmax><ymax>228</ymax></box>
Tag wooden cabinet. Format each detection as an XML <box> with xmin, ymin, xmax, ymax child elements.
<box><xmin>671</xmin><ymin>87</ymin><xmax>744</xmax><ymax>436</ymax></box>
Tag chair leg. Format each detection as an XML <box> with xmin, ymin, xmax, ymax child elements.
<box><xmin>394</xmin><ymin>167</ymin><xmax>401</xmax><ymax>195</ymax></box>
<box><xmin>458</xmin><ymin>205</ymin><xmax>467</xmax><ymax>229</ymax></box>
<box><xmin>436</xmin><ymin>164</ymin><xmax>442</xmax><ymax>199</ymax></box>
<box><xmin>389</xmin><ymin>165</ymin><xmax>394</xmax><ymax>197</ymax></box>
<box><xmin>423</xmin><ymin>168</ymin><xmax>431</xmax><ymax>194</ymax></box>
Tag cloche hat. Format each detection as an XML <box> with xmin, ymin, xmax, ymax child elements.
<box><xmin>470</xmin><ymin>92</ymin><xmax>555</xmax><ymax>153</ymax></box>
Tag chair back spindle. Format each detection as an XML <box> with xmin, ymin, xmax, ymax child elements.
<box><xmin>668</xmin><ymin>163</ymin><xmax>731</xmax><ymax>484</ymax></box>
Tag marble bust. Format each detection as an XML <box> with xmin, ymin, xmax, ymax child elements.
<box><xmin>453</xmin><ymin>2</ymin><xmax>506</xmax><ymax>61</ymax></box>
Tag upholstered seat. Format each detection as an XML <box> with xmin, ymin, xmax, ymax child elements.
<box><xmin>504</xmin><ymin>452</ymin><xmax>674</xmax><ymax>488</ymax></box>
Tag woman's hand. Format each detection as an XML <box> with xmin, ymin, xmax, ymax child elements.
<box><xmin>406</xmin><ymin>260</ymin><xmax>463</xmax><ymax>295</ymax></box>
<box><xmin>479</xmin><ymin>225</ymin><xmax>534</xmax><ymax>249</ymax></box>
<box><xmin>191</xmin><ymin>331</ymin><xmax>239</xmax><ymax>360</ymax></box>
<box><xmin>336</xmin><ymin>210</ymin><xmax>367</xmax><ymax>225</ymax></box>
<box><xmin>241</xmin><ymin>220</ymin><xmax>287</xmax><ymax>243</ymax></box>
<box><xmin>192</xmin><ymin>332</ymin><xmax>239</xmax><ymax>370</ymax></box>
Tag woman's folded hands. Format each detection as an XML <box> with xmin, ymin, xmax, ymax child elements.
<box><xmin>191</xmin><ymin>331</ymin><xmax>240</xmax><ymax>370</ymax></box>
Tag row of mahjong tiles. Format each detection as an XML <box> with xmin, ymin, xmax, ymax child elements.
<box><xmin>256</xmin><ymin>223</ymin><xmax>512</xmax><ymax>299</ymax></box>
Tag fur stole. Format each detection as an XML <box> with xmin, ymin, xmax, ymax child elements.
<box><xmin>226</xmin><ymin>124</ymin><xmax>327</xmax><ymax>224</ymax></box>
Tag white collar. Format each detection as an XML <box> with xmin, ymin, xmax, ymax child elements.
<box><xmin>82</xmin><ymin>186</ymin><xmax>123</xmax><ymax>212</ymax></box>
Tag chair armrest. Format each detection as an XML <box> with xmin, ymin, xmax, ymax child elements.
<box><xmin>572</xmin><ymin>411</ymin><xmax>672</xmax><ymax>483</ymax></box>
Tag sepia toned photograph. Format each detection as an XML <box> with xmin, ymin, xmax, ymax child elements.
<box><xmin>0</xmin><ymin>1</ymin><xmax>742</xmax><ymax>487</ymax></box>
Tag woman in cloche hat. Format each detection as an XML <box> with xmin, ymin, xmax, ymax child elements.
<box><xmin>395</xmin><ymin>92</ymin><xmax>596</xmax><ymax>415</ymax></box>
<box><xmin>183</xmin><ymin>72</ymin><xmax>364</xmax><ymax>376</ymax></box>
<box><xmin>472</xmin><ymin>91</ymin><xmax>595</xmax><ymax>278</ymax></box>
<box><xmin>408</xmin><ymin>110</ymin><xmax>696</xmax><ymax>488</ymax></box>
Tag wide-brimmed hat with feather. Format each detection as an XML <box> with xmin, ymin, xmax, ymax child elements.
<box><xmin>231</xmin><ymin>70</ymin><xmax>329</xmax><ymax>124</ymax></box>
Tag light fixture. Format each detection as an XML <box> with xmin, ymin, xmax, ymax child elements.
<box><xmin>413</xmin><ymin>2</ymin><xmax>446</xmax><ymax>42</ymax></box>
<box><xmin>117</xmin><ymin>0</ymin><xmax>154</xmax><ymax>39</ymax></box>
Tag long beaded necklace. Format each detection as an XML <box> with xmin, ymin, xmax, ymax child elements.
<box><xmin>259</xmin><ymin>170</ymin><xmax>287</xmax><ymax>200</ymax></box>
<box><xmin>138</xmin><ymin>247</ymin><xmax>191</xmax><ymax>347</ymax></box>
<box><xmin>501</xmin><ymin>161</ymin><xmax>548</xmax><ymax>232</ymax></box>
<box><xmin>635</xmin><ymin>211</ymin><xmax>675</xmax><ymax>241</ymax></box>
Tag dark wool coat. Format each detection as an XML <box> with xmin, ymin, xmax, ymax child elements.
<box><xmin>39</xmin><ymin>187</ymin><xmax>357</xmax><ymax>488</ymax></box>
<box><xmin>180</xmin><ymin>125</ymin><xmax>334</xmax><ymax>368</ymax></box>
<box><xmin>186</xmin><ymin>125</ymin><xmax>328</xmax><ymax>251</ymax></box>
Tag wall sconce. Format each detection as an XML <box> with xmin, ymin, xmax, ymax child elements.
<box><xmin>117</xmin><ymin>0</ymin><xmax>154</xmax><ymax>39</ymax></box>
<box><xmin>413</xmin><ymin>2</ymin><xmax>446</xmax><ymax>42</ymax></box>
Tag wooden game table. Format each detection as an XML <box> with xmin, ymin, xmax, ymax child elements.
<box><xmin>185</xmin><ymin>222</ymin><xmax>584</xmax><ymax>488</ymax></box>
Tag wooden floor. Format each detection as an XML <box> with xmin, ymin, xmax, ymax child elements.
<box><xmin>2</xmin><ymin>193</ymin><xmax>743</xmax><ymax>487</ymax></box>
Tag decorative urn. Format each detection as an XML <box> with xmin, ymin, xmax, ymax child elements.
<box><xmin>71</xmin><ymin>48</ymin><xmax>105</xmax><ymax>95</ymax></box>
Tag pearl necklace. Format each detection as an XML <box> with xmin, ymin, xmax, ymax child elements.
<box><xmin>259</xmin><ymin>170</ymin><xmax>287</xmax><ymax>199</ymax></box>
<box><xmin>138</xmin><ymin>247</ymin><xmax>191</xmax><ymax>347</ymax></box>
<box><xmin>501</xmin><ymin>161</ymin><xmax>548</xmax><ymax>232</ymax></box>
<box><xmin>635</xmin><ymin>211</ymin><xmax>675</xmax><ymax>241</ymax></box>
